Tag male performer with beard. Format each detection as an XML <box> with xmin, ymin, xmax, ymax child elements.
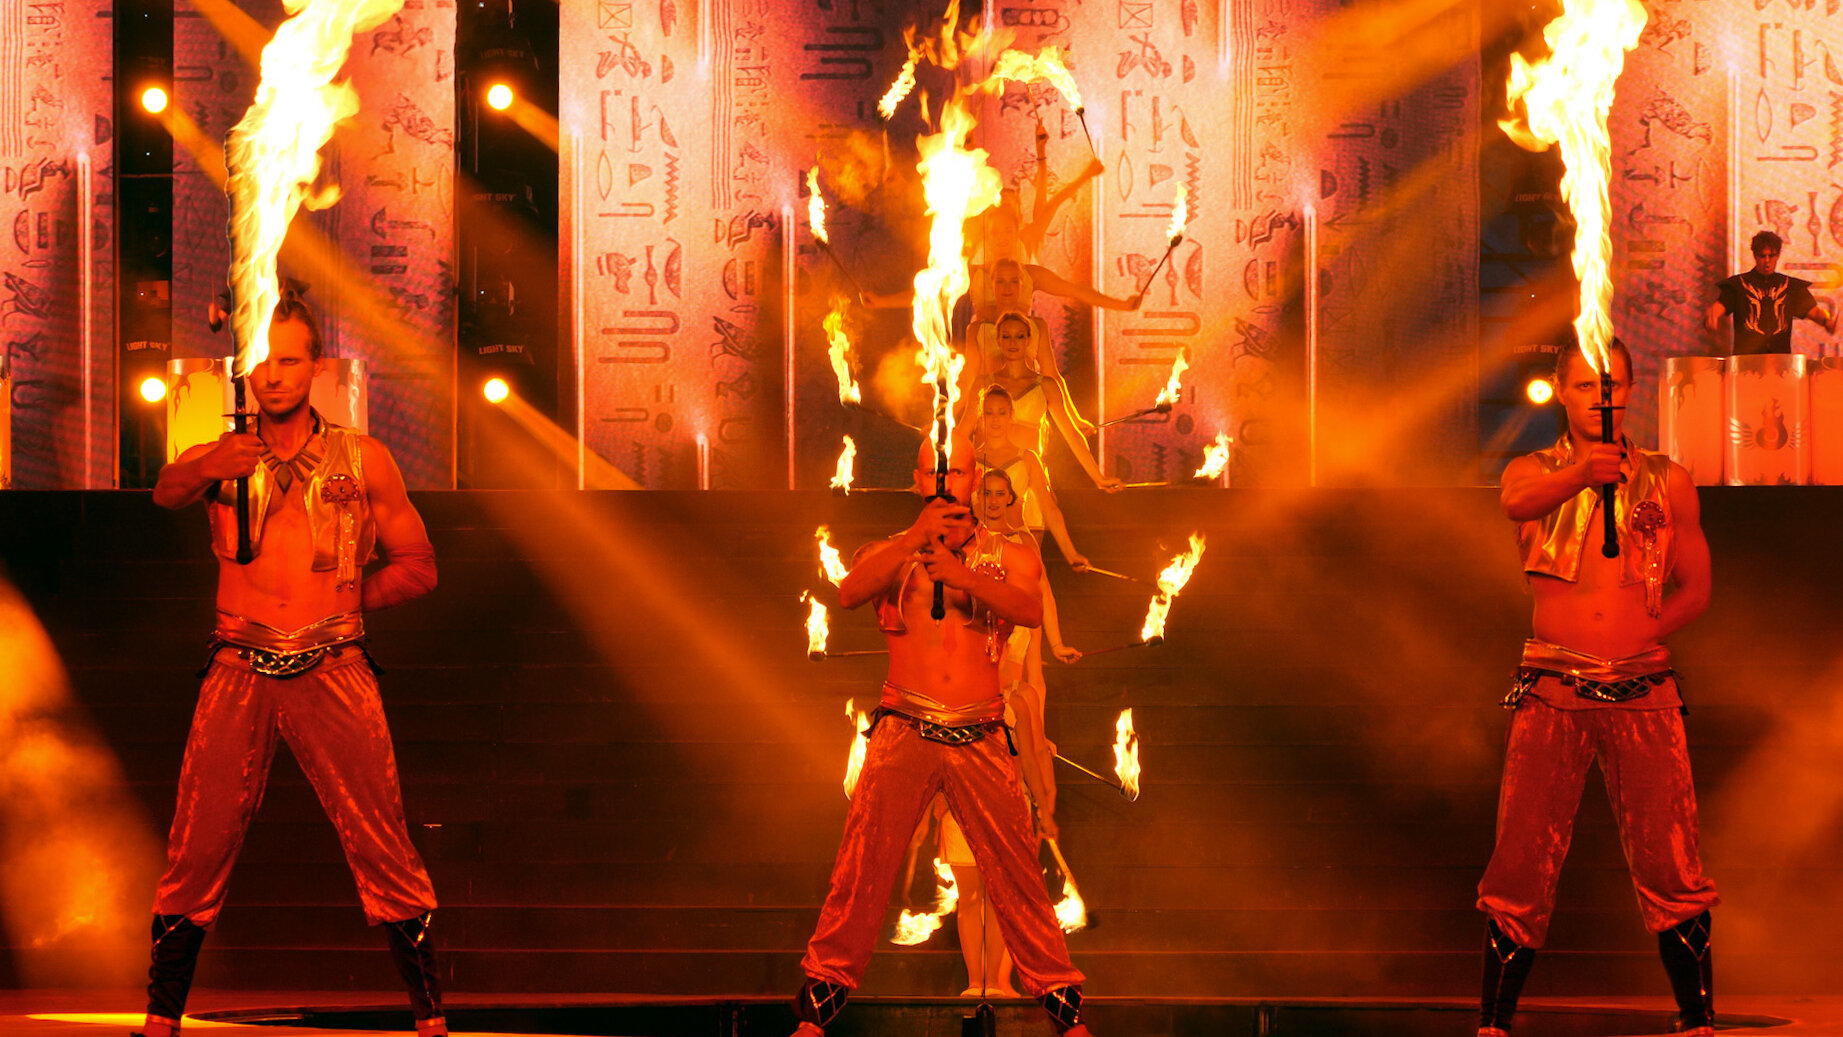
<box><xmin>1704</xmin><ymin>230</ymin><xmax>1837</xmax><ymax>353</ymax></box>
<box><xmin>136</xmin><ymin>293</ymin><xmax>444</xmax><ymax>1037</ymax></box>
<box><xmin>788</xmin><ymin>447</ymin><xmax>1093</xmax><ymax>1037</ymax></box>
<box><xmin>1476</xmin><ymin>340</ymin><xmax>1718</xmax><ymax>1037</ymax></box>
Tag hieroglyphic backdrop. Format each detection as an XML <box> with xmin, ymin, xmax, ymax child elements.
<box><xmin>562</xmin><ymin>0</ymin><xmax>789</xmax><ymax>489</ymax></box>
<box><xmin>173</xmin><ymin>0</ymin><xmax>456</xmax><ymax>487</ymax></box>
<box><xmin>1608</xmin><ymin>0</ymin><xmax>1728</xmax><ymax>449</ymax></box>
<box><xmin>1</xmin><ymin>0</ymin><xmax>113</xmax><ymax>488</ymax></box>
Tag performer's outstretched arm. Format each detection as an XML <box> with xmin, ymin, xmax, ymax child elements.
<box><xmin>1041</xmin><ymin>379</ymin><xmax>1119</xmax><ymax>489</ymax></box>
<box><xmin>1655</xmin><ymin>463</ymin><xmax>1711</xmax><ymax>641</ymax></box>
<box><xmin>1026</xmin><ymin>454</ymin><xmax>1090</xmax><ymax>572</ymax></box>
<box><xmin>360</xmin><ymin>438</ymin><xmax>438</xmax><ymax>610</ymax></box>
<box><xmin>1499</xmin><ymin>447</ymin><xmax>1622</xmax><ymax>523</ymax></box>
<box><xmin>152</xmin><ymin>435</ymin><xmax>260</xmax><ymax>510</ymax></box>
<box><xmin>1026</xmin><ymin>263</ymin><xmax>1142</xmax><ymax>312</ymax></box>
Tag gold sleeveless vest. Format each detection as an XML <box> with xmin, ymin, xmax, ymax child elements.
<box><xmin>209</xmin><ymin>417</ymin><xmax>376</xmax><ymax>591</ymax></box>
<box><xmin>1516</xmin><ymin>436</ymin><xmax>1675</xmax><ymax>613</ymax></box>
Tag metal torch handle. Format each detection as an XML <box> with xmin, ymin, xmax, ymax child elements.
<box><xmin>1599</xmin><ymin>372</ymin><xmax>1619</xmax><ymax>559</ymax></box>
<box><xmin>931</xmin><ymin>454</ymin><xmax>949</xmax><ymax>621</ymax></box>
<box><xmin>233</xmin><ymin>377</ymin><xmax>254</xmax><ymax>564</ymax></box>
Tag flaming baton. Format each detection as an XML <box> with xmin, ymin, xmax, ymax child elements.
<box><xmin>1100</xmin><ymin>350</ymin><xmax>1188</xmax><ymax>427</ymax></box>
<box><xmin>1052</xmin><ymin>708</ymin><xmax>1143</xmax><ymax>800</ymax></box>
<box><xmin>912</xmin><ymin>96</ymin><xmax>1001</xmax><ymax>620</ymax></box>
<box><xmin>842</xmin><ymin>698</ymin><xmax>873</xmax><ymax>797</ymax></box>
<box><xmin>1136</xmin><ymin>183</ymin><xmax>1189</xmax><ymax>296</ymax></box>
<box><xmin>224</xmin><ymin>0</ymin><xmax>405</xmax><ymax>562</ymax></box>
<box><xmin>1501</xmin><ymin>0</ymin><xmax>1646</xmax><ymax>558</ymax></box>
<box><xmin>807</xmin><ymin>167</ymin><xmax>866</xmax><ymax>297</ymax></box>
<box><xmin>802</xmin><ymin>592</ymin><xmax>829</xmax><ymax>661</ymax></box>
<box><xmin>1194</xmin><ymin>432</ymin><xmax>1232</xmax><ymax>480</ymax></box>
<box><xmin>1085</xmin><ymin>534</ymin><xmax>1207</xmax><ymax>654</ymax></box>
<box><xmin>829</xmin><ymin>435</ymin><xmax>857</xmax><ymax>494</ymax></box>
<box><xmin>823</xmin><ymin>302</ymin><xmax>862</xmax><ymax>405</ymax></box>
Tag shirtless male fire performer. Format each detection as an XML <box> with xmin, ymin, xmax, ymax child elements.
<box><xmin>788</xmin><ymin>447</ymin><xmax>1093</xmax><ymax>1037</ymax></box>
<box><xmin>136</xmin><ymin>295</ymin><xmax>445</xmax><ymax>1037</ymax></box>
<box><xmin>1476</xmin><ymin>340</ymin><xmax>1718</xmax><ymax>1037</ymax></box>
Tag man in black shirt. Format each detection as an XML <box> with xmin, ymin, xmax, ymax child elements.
<box><xmin>1705</xmin><ymin>230</ymin><xmax>1836</xmax><ymax>353</ymax></box>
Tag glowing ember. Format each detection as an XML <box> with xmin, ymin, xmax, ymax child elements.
<box><xmin>1154</xmin><ymin>351</ymin><xmax>1189</xmax><ymax>409</ymax></box>
<box><xmin>1166</xmin><ymin>182</ymin><xmax>1189</xmax><ymax>244</ymax></box>
<box><xmin>1113</xmin><ymin>708</ymin><xmax>1141</xmax><ymax>801</ymax></box>
<box><xmin>1054</xmin><ymin>873</ymin><xmax>1088</xmax><ymax>933</ymax></box>
<box><xmin>1499</xmin><ymin>0</ymin><xmax>1646</xmax><ymax>373</ymax></box>
<box><xmin>823</xmin><ymin>302</ymin><xmax>862</xmax><ymax>405</ymax></box>
<box><xmin>806</xmin><ymin>166</ymin><xmax>829</xmax><ymax>246</ymax></box>
<box><xmin>987</xmin><ymin>46</ymin><xmax>1084</xmax><ymax>112</ymax></box>
<box><xmin>829</xmin><ymin>435</ymin><xmax>857</xmax><ymax>494</ymax></box>
<box><xmin>1140</xmin><ymin>533</ymin><xmax>1207</xmax><ymax>643</ymax></box>
<box><xmin>816</xmin><ymin>525</ymin><xmax>849</xmax><ymax>585</ymax></box>
<box><xmin>803</xmin><ymin>591</ymin><xmax>829</xmax><ymax>659</ymax></box>
<box><xmin>879</xmin><ymin>30</ymin><xmax>922</xmax><ymax>120</ymax></box>
<box><xmin>891</xmin><ymin>859</ymin><xmax>960</xmax><ymax>945</ymax></box>
<box><xmin>1194</xmin><ymin>432</ymin><xmax>1232</xmax><ymax>480</ymax></box>
<box><xmin>843</xmin><ymin>698</ymin><xmax>873</xmax><ymax>798</ymax></box>
<box><xmin>226</xmin><ymin>0</ymin><xmax>406</xmax><ymax>378</ymax></box>
<box><xmin>912</xmin><ymin>96</ymin><xmax>1000</xmax><ymax>460</ymax></box>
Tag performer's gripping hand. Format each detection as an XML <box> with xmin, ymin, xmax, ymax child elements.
<box><xmin>903</xmin><ymin>497</ymin><xmax>972</xmax><ymax>549</ymax></box>
<box><xmin>1067</xmin><ymin>553</ymin><xmax>1092</xmax><ymax>573</ymax></box>
<box><xmin>916</xmin><ymin>540</ymin><xmax>977</xmax><ymax>590</ymax></box>
<box><xmin>198</xmin><ymin>431</ymin><xmax>263</xmax><ymax>481</ymax></box>
<box><xmin>1051</xmin><ymin>644</ymin><xmax>1083</xmax><ymax>663</ymax></box>
<box><xmin>1577</xmin><ymin>442</ymin><xmax>1625</xmax><ymax>488</ymax></box>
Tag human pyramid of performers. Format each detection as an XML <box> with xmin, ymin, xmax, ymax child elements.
<box><xmin>132</xmin><ymin>12</ymin><xmax>1716</xmax><ymax>1037</ymax></box>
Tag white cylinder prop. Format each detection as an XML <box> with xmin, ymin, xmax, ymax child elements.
<box><xmin>166</xmin><ymin>357</ymin><xmax>368</xmax><ymax>461</ymax></box>
<box><xmin>1659</xmin><ymin>356</ymin><xmax>1725</xmax><ymax>486</ymax></box>
<box><xmin>1811</xmin><ymin>357</ymin><xmax>1843</xmax><ymax>485</ymax></box>
<box><xmin>1724</xmin><ymin>353</ymin><xmax>1810</xmax><ymax>486</ymax></box>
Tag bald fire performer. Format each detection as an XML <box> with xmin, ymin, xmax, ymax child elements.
<box><xmin>787</xmin><ymin>446</ymin><xmax>1093</xmax><ymax>1037</ymax></box>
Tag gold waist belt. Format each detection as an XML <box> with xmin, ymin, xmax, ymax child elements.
<box><xmin>879</xmin><ymin>681</ymin><xmax>1006</xmax><ymax>727</ymax></box>
<box><xmin>1519</xmin><ymin>638</ymin><xmax>1672</xmax><ymax>681</ymax></box>
<box><xmin>1508</xmin><ymin>638</ymin><xmax>1675</xmax><ymax>708</ymax></box>
<box><xmin>213</xmin><ymin>611</ymin><xmax>366</xmax><ymax>678</ymax></box>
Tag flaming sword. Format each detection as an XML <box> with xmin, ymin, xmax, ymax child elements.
<box><xmin>1501</xmin><ymin>0</ymin><xmax>1646</xmax><ymax>558</ymax></box>
<box><xmin>224</xmin><ymin>0</ymin><xmax>406</xmax><ymax>561</ymax></box>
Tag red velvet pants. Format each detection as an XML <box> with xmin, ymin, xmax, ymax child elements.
<box><xmin>801</xmin><ymin>716</ymin><xmax>1084</xmax><ymax>996</ymax></box>
<box><xmin>153</xmin><ymin>649</ymin><xmax>437</xmax><ymax>927</ymax></box>
<box><xmin>1477</xmin><ymin>698</ymin><xmax>1719</xmax><ymax>948</ymax></box>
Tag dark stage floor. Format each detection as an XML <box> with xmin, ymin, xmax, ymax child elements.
<box><xmin>4</xmin><ymin>990</ymin><xmax>1830</xmax><ymax>1037</ymax></box>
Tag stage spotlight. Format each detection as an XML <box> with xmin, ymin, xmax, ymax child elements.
<box><xmin>1524</xmin><ymin>377</ymin><xmax>1555</xmax><ymax>405</ymax></box>
<box><xmin>138</xmin><ymin>376</ymin><xmax>167</xmax><ymax>404</ymax></box>
<box><xmin>483</xmin><ymin>377</ymin><xmax>510</xmax><ymax>403</ymax></box>
<box><xmin>486</xmin><ymin>83</ymin><xmax>513</xmax><ymax>111</ymax></box>
<box><xmin>140</xmin><ymin>86</ymin><xmax>169</xmax><ymax>114</ymax></box>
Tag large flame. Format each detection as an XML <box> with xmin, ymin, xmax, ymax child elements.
<box><xmin>912</xmin><ymin>97</ymin><xmax>1001</xmax><ymax>459</ymax></box>
<box><xmin>823</xmin><ymin>302</ymin><xmax>862</xmax><ymax>405</ymax></box>
<box><xmin>802</xmin><ymin>591</ymin><xmax>829</xmax><ymax>658</ymax></box>
<box><xmin>1140</xmin><ymin>533</ymin><xmax>1207</xmax><ymax>643</ymax></box>
<box><xmin>805</xmin><ymin>166</ymin><xmax>829</xmax><ymax>246</ymax></box>
<box><xmin>891</xmin><ymin>858</ymin><xmax>960</xmax><ymax>945</ymax></box>
<box><xmin>225</xmin><ymin>0</ymin><xmax>406</xmax><ymax>378</ymax></box>
<box><xmin>829</xmin><ymin>435</ymin><xmax>857</xmax><ymax>494</ymax></box>
<box><xmin>843</xmin><ymin>698</ymin><xmax>872</xmax><ymax>798</ymax></box>
<box><xmin>1155</xmin><ymin>351</ymin><xmax>1189</xmax><ymax>409</ymax></box>
<box><xmin>816</xmin><ymin>525</ymin><xmax>849</xmax><ymax>585</ymax></box>
<box><xmin>1194</xmin><ymin>432</ymin><xmax>1232</xmax><ymax>480</ymax></box>
<box><xmin>986</xmin><ymin>46</ymin><xmax>1084</xmax><ymax>112</ymax></box>
<box><xmin>1499</xmin><ymin>0</ymin><xmax>1646</xmax><ymax>373</ymax></box>
<box><xmin>1113</xmin><ymin>708</ymin><xmax>1141</xmax><ymax>801</ymax></box>
<box><xmin>1166</xmin><ymin>182</ymin><xmax>1189</xmax><ymax>244</ymax></box>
